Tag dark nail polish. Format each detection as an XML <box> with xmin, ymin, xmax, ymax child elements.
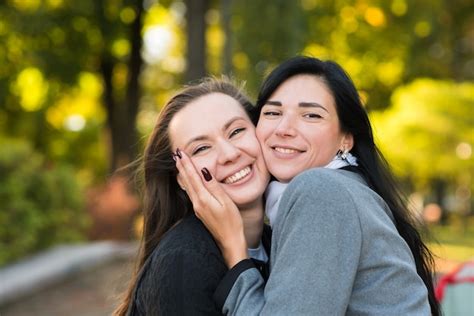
<box><xmin>176</xmin><ymin>148</ymin><xmax>182</xmax><ymax>159</ymax></box>
<box><xmin>201</xmin><ymin>168</ymin><xmax>212</xmax><ymax>182</ymax></box>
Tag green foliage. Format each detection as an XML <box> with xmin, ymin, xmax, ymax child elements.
<box><xmin>427</xmin><ymin>215</ymin><xmax>474</xmax><ymax>263</ymax></box>
<box><xmin>0</xmin><ymin>138</ymin><xmax>90</xmax><ymax>266</ymax></box>
<box><xmin>0</xmin><ymin>0</ymin><xmax>132</xmax><ymax>179</ymax></box>
<box><xmin>427</xmin><ymin>215</ymin><xmax>474</xmax><ymax>248</ymax></box>
<box><xmin>228</xmin><ymin>0</ymin><xmax>473</xmax><ymax>108</ymax></box>
<box><xmin>230</xmin><ymin>0</ymin><xmax>307</xmax><ymax>96</ymax></box>
<box><xmin>371</xmin><ymin>79</ymin><xmax>473</xmax><ymax>196</ymax></box>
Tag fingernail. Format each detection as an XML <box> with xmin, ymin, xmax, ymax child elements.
<box><xmin>176</xmin><ymin>148</ymin><xmax>182</xmax><ymax>159</ymax></box>
<box><xmin>171</xmin><ymin>153</ymin><xmax>177</xmax><ymax>162</ymax></box>
<box><xmin>201</xmin><ymin>168</ymin><xmax>212</xmax><ymax>182</ymax></box>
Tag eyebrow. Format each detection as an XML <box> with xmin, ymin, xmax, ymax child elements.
<box><xmin>265</xmin><ymin>100</ymin><xmax>329</xmax><ymax>113</ymax></box>
<box><xmin>184</xmin><ymin>116</ymin><xmax>247</xmax><ymax>149</ymax></box>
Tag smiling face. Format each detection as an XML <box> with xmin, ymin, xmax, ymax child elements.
<box><xmin>256</xmin><ymin>75</ymin><xmax>353</xmax><ymax>183</ymax></box>
<box><xmin>169</xmin><ymin>92</ymin><xmax>269</xmax><ymax>209</ymax></box>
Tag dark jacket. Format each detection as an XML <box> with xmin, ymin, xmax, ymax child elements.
<box><xmin>128</xmin><ymin>214</ymin><xmax>271</xmax><ymax>316</ymax></box>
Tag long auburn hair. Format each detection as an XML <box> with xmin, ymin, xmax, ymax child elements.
<box><xmin>255</xmin><ymin>56</ymin><xmax>440</xmax><ymax>316</ymax></box>
<box><xmin>114</xmin><ymin>77</ymin><xmax>254</xmax><ymax>316</ymax></box>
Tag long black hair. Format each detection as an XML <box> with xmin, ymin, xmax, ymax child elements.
<box><xmin>255</xmin><ymin>56</ymin><xmax>440</xmax><ymax>316</ymax></box>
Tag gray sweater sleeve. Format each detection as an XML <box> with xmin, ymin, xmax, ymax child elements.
<box><xmin>223</xmin><ymin>169</ymin><xmax>362</xmax><ymax>315</ymax></box>
<box><xmin>222</xmin><ymin>169</ymin><xmax>430</xmax><ymax>315</ymax></box>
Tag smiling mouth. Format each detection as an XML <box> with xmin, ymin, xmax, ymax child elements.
<box><xmin>272</xmin><ymin>146</ymin><xmax>304</xmax><ymax>154</ymax></box>
<box><xmin>223</xmin><ymin>166</ymin><xmax>252</xmax><ymax>184</ymax></box>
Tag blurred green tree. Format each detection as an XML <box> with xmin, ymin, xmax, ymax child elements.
<box><xmin>371</xmin><ymin>79</ymin><xmax>473</xmax><ymax>217</ymax></box>
<box><xmin>219</xmin><ymin>0</ymin><xmax>473</xmax><ymax>108</ymax></box>
<box><xmin>227</xmin><ymin>0</ymin><xmax>307</xmax><ymax>96</ymax></box>
<box><xmin>0</xmin><ymin>138</ymin><xmax>88</xmax><ymax>266</ymax></box>
<box><xmin>0</xmin><ymin>0</ymin><xmax>144</xmax><ymax>175</ymax></box>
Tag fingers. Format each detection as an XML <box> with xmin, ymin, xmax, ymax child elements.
<box><xmin>174</xmin><ymin>149</ymin><xmax>219</xmax><ymax>211</ymax></box>
<box><xmin>199</xmin><ymin>167</ymin><xmax>235</xmax><ymax>207</ymax></box>
<box><xmin>173</xmin><ymin>149</ymin><xmax>247</xmax><ymax>267</ymax></box>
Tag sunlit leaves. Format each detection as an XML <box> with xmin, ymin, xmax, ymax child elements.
<box><xmin>206</xmin><ymin>9</ymin><xmax>224</xmax><ymax>74</ymax></box>
<box><xmin>78</xmin><ymin>72</ymin><xmax>103</xmax><ymax>98</ymax></box>
<box><xmin>376</xmin><ymin>59</ymin><xmax>404</xmax><ymax>87</ymax></box>
<box><xmin>46</xmin><ymin>72</ymin><xmax>105</xmax><ymax>131</ymax></box>
<box><xmin>8</xmin><ymin>0</ymin><xmax>41</xmax><ymax>12</ymax></box>
<box><xmin>12</xmin><ymin>68</ymin><xmax>49</xmax><ymax>111</ymax></box>
<box><xmin>232</xmin><ymin>52</ymin><xmax>249</xmax><ymax>71</ymax></box>
<box><xmin>364</xmin><ymin>6</ymin><xmax>386</xmax><ymax>27</ymax></box>
<box><xmin>302</xmin><ymin>44</ymin><xmax>330</xmax><ymax>60</ymax></box>
<box><xmin>371</xmin><ymin>79</ymin><xmax>474</xmax><ymax>189</ymax></box>
<box><xmin>391</xmin><ymin>0</ymin><xmax>407</xmax><ymax>16</ymax></box>
<box><xmin>112</xmin><ymin>38</ymin><xmax>131</xmax><ymax>58</ymax></box>
<box><xmin>414</xmin><ymin>20</ymin><xmax>432</xmax><ymax>37</ymax></box>
<box><xmin>120</xmin><ymin>6</ymin><xmax>137</xmax><ymax>24</ymax></box>
<box><xmin>142</xmin><ymin>2</ymin><xmax>184</xmax><ymax>69</ymax></box>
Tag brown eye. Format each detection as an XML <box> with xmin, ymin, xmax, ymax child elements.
<box><xmin>304</xmin><ymin>113</ymin><xmax>322</xmax><ymax>119</ymax></box>
<box><xmin>230</xmin><ymin>127</ymin><xmax>245</xmax><ymax>138</ymax></box>
<box><xmin>192</xmin><ymin>145</ymin><xmax>210</xmax><ymax>155</ymax></box>
<box><xmin>262</xmin><ymin>111</ymin><xmax>280</xmax><ymax>116</ymax></box>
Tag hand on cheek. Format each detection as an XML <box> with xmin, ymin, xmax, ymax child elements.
<box><xmin>174</xmin><ymin>149</ymin><xmax>249</xmax><ymax>268</ymax></box>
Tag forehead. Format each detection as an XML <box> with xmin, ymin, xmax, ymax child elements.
<box><xmin>169</xmin><ymin>92</ymin><xmax>249</xmax><ymax>144</ymax></box>
<box><xmin>269</xmin><ymin>75</ymin><xmax>335</xmax><ymax>107</ymax></box>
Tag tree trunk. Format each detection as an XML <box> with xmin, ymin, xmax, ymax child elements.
<box><xmin>97</xmin><ymin>0</ymin><xmax>144</xmax><ymax>173</ymax></box>
<box><xmin>221</xmin><ymin>0</ymin><xmax>233</xmax><ymax>75</ymax></box>
<box><xmin>121</xmin><ymin>0</ymin><xmax>144</xmax><ymax>172</ymax></box>
<box><xmin>185</xmin><ymin>0</ymin><xmax>208</xmax><ymax>83</ymax></box>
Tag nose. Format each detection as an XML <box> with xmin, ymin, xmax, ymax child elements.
<box><xmin>217</xmin><ymin>139</ymin><xmax>241</xmax><ymax>165</ymax></box>
<box><xmin>275</xmin><ymin>113</ymin><xmax>296</xmax><ymax>137</ymax></box>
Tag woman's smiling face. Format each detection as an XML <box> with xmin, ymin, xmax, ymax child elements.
<box><xmin>256</xmin><ymin>75</ymin><xmax>353</xmax><ymax>183</ymax></box>
<box><xmin>169</xmin><ymin>92</ymin><xmax>269</xmax><ymax>209</ymax></box>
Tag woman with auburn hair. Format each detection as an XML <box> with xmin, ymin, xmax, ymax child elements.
<box><xmin>114</xmin><ymin>78</ymin><xmax>270</xmax><ymax>315</ymax></box>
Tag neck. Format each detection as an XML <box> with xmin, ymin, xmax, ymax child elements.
<box><xmin>239</xmin><ymin>199</ymin><xmax>265</xmax><ymax>248</ymax></box>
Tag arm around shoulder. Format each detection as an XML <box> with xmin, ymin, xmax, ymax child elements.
<box><xmin>264</xmin><ymin>168</ymin><xmax>364</xmax><ymax>315</ymax></box>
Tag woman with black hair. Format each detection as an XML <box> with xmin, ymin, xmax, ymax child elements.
<box><xmin>177</xmin><ymin>56</ymin><xmax>439</xmax><ymax>315</ymax></box>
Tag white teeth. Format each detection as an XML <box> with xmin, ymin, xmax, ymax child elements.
<box><xmin>224</xmin><ymin>166</ymin><xmax>251</xmax><ymax>184</ymax></box>
<box><xmin>274</xmin><ymin>147</ymin><xmax>298</xmax><ymax>154</ymax></box>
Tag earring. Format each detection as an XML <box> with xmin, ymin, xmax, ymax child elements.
<box><xmin>337</xmin><ymin>148</ymin><xmax>349</xmax><ymax>160</ymax></box>
<box><xmin>341</xmin><ymin>149</ymin><xmax>349</xmax><ymax>160</ymax></box>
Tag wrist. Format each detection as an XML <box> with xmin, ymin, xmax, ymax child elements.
<box><xmin>221</xmin><ymin>233</ymin><xmax>248</xmax><ymax>268</ymax></box>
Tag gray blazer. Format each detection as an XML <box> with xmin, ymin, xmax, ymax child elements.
<box><xmin>222</xmin><ymin>168</ymin><xmax>430</xmax><ymax>315</ymax></box>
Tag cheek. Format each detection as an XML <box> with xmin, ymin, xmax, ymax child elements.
<box><xmin>191</xmin><ymin>156</ymin><xmax>216</xmax><ymax>174</ymax></box>
<box><xmin>300</xmin><ymin>125</ymin><xmax>322</xmax><ymax>144</ymax></box>
<box><xmin>256</xmin><ymin>122</ymin><xmax>269</xmax><ymax>143</ymax></box>
<box><xmin>242</xmin><ymin>134</ymin><xmax>263</xmax><ymax>157</ymax></box>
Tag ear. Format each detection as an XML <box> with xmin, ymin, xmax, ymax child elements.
<box><xmin>341</xmin><ymin>133</ymin><xmax>354</xmax><ymax>151</ymax></box>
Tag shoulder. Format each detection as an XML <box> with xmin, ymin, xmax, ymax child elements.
<box><xmin>158</xmin><ymin>214</ymin><xmax>221</xmax><ymax>255</ymax></box>
<box><xmin>281</xmin><ymin>168</ymin><xmax>365</xmax><ymax>207</ymax></box>
<box><xmin>288</xmin><ymin>168</ymin><xmax>365</xmax><ymax>192</ymax></box>
<box><xmin>275</xmin><ymin>168</ymin><xmax>387</xmax><ymax>234</ymax></box>
<box><xmin>282</xmin><ymin>168</ymin><xmax>391</xmax><ymax>218</ymax></box>
<box><xmin>280</xmin><ymin>168</ymin><xmax>398</xmax><ymax>237</ymax></box>
<box><xmin>135</xmin><ymin>215</ymin><xmax>228</xmax><ymax>304</ymax></box>
<box><xmin>139</xmin><ymin>214</ymin><xmax>226</xmax><ymax>283</ymax></box>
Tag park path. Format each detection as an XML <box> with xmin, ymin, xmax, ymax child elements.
<box><xmin>0</xmin><ymin>247</ymin><xmax>463</xmax><ymax>316</ymax></box>
<box><xmin>0</xmin><ymin>256</ymin><xmax>134</xmax><ymax>316</ymax></box>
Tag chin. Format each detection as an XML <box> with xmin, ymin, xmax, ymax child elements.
<box><xmin>270</xmin><ymin>169</ymin><xmax>300</xmax><ymax>183</ymax></box>
<box><xmin>230</xmin><ymin>193</ymin><xmax>262</xmax><ymax>209</ymax></box>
